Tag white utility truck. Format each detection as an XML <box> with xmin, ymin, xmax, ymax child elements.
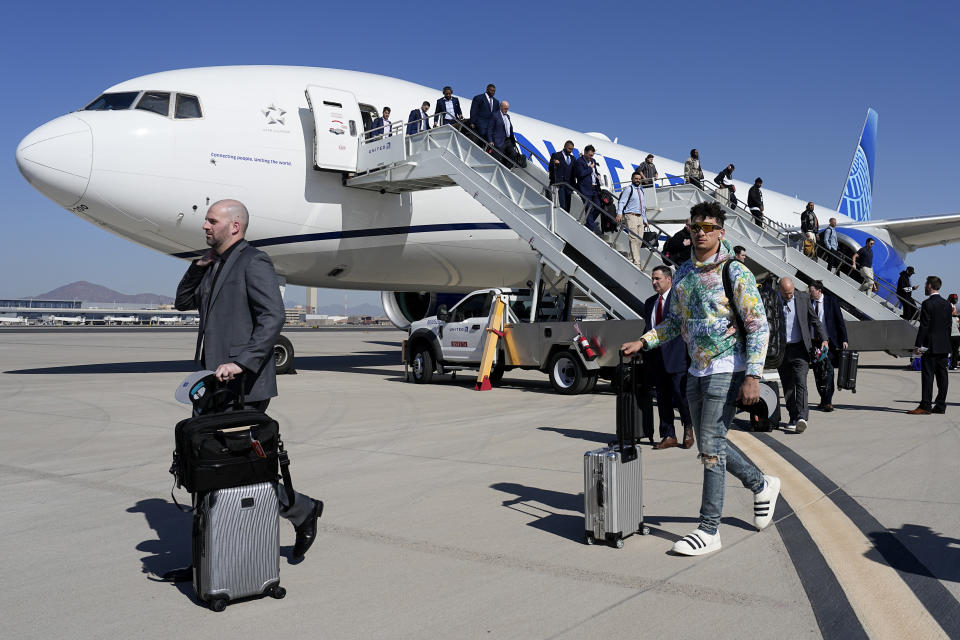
<box><xmin>404</xmin><ymin>288</ymin><xmax>646</xmax><ymax>394</ymax></box>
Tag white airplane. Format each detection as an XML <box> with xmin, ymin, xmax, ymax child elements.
<box><xmin>104</xmin><ymin>315</ymin><xmax>140</xmax><ymax>325</ymax></box>
<box><xmin>0</xmin><ymin>316</ymin><xmax>29</xmax><ymax>325</ymax></box>
<box><xmin>15</xmin><ymin>66</ymin><xmax>960</xmax><ymax>328</ymax></box>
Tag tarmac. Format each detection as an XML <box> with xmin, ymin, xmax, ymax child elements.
<box><xmin>0</xmin><ymin>328</ymin><xmax>957</xmax><ymax>639</ymax></box>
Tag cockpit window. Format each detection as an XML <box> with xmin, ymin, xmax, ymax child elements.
<box><xmin>84</xmin><ymin>92</ymin><xmax>140</xmax><ymax>111</ymax></box>
<box><xmin>136</xmin><ymin>91</ymin><xmax>170</xmax><ymax>116</ymax></box>
<box><xmin>175</xmin><ymin>94</ymin><xmax>202</xmax><ymax>119</ymax></box>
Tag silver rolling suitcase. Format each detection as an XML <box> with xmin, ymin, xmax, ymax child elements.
<box><xmin>584</xmin><ymin>357</ymin><xmax>649</xmax><ymax>548</ymax></box>
<box><xmin>193</xmin><ymin>481</ymin><xmax>286</xmax><ymax>611</ymax></box>
<box><xmin>583</xmin><ymin>443</ymin><xmax>647</xmax><ymax>547</ymax></box>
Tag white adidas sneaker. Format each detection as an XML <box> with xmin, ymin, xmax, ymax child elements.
<box><xmin>671</xmin><ymin>529</ymin><xmax>721</xmax><ymax>556</ymax></box>
<box><xmin>754</xmin><ymin>475</ymin><xmax>781</xmax><ymax>530</ymax></box>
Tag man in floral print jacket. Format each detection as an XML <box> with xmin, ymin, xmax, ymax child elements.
<box><xmin>623</xmin><ymin>201</ymin><xmax>781</xmax><ymax>557</ymax></box>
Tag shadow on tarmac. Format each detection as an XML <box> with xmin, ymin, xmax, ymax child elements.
<box><xmin>537</xmin><ymin>426</ymin><xmax>613</xmax><ymax>444</ymax></box>
<box><xmin>127</xmin><ymin>498</ymin><xmax>196</xmax><ymax>600</ymax></box>
<box><xmin>867</xmin><ymin>524</ymin><xmax>960</xmax><ymax>583</ymax></box>
<box><xmin>490</xmin><ymin>482</ymin><xmax>756</xmax><ymax>545</ymax></box>
<box><xmin>6</xmin><ymin>361</ymin><xmax>195</xmax><ymax>375</ymax></box>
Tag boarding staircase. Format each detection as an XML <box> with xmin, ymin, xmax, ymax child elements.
<box><xmin>344</xmin><ymin>123</ymin><xmax>916</xmax><ymax>351</ymax></box>
<box><xmin>347</xmin><ymin>124</ymin><xmax>660</xmax><ymax>320</ymax></box>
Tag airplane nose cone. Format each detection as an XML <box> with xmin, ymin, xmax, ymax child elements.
<box><xmin>16</xmin><ymin>114</ymin><xmax>92</xmax><ymax>208</ymax></box>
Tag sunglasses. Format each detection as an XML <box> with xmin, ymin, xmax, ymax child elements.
<box><xmin>688</xmin><ymin>222</ymin><xmax>723</xmax><ymax>234</ymax></box>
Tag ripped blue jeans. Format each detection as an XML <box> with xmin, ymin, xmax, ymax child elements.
<box><xmin>686</xmin><ymin>371</ymin><xmax>765</xmax><ymax>535</ymax></box>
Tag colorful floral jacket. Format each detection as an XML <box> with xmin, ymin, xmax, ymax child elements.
<box><xmin>641</xmin><ymin>239</ymin><xmax>769</xmax><ymax>377</ymax></box>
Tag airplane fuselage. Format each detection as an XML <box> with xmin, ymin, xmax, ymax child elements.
<box><xmin>15</xmin><ymin>66</ymin><xmax>908</xmax><ymax>299</ymax></box>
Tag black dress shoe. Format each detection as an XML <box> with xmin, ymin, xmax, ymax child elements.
<box><xmin>292</xmin><ymin>500</ymin><xmax>324</xmax><ymax>559</ymax></box>
<box><xmin>160</xmin><ymin>566</ymin><xmax>193</xmax><ymax>583</ymax></box>
<box><xmin>932</xmin><ymin>407</ymin><xmax>946</xmax><ymax>414</ymax></box>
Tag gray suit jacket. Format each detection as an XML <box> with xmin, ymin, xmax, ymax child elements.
<box><xmin>787</xmin><ymin>290</ymin><xmax>826</xmax><ymax>351</ymax></box>
<box><xmin>175</xmin><ymin>239</ymin><xmax>285</xmax><ymax>402</ymax></box>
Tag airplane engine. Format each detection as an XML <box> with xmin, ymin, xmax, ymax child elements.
<box><xmin>381</xmin><ymin>291</ymin><xmax>465</xmax><ymax>330</ymax></box>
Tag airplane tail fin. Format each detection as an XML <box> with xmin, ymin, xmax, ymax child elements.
<box><xmin>837</xmin><ymin>108</ymin><xmax>878</xmax><ymax>221</ymax></box>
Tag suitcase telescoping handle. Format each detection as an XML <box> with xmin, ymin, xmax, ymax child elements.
<box><xmin>615</xmin><ymin>351</ymin><xmax>640</xmax><ymax>462</ymax></box>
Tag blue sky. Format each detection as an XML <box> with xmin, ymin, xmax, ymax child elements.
<box><xmin>3</xmin><ymin>0</ymin><xmax>958</xmax><ymax>306</ymax></box>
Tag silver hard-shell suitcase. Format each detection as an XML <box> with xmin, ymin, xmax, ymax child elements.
<box><xmin>193</xmin><ymin>481</ymin><xmax>285</xmax><ymax>611</ymax></box>
<box><xmin>583</xmin><ymin>443</ymin><xmax>648</xmax><ymax>548</ymax></box>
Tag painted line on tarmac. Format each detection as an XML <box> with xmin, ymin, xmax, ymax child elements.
<box><xmin>752</xmin><ymin>432</ymin><xmax>960</xmax><ymax>638</ymax></box>
<box><xmin>729</xmin><ymin>430</ymin><xmax>951</xmax><ymax>640</ymax></box>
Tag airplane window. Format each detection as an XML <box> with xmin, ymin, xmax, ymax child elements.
<box><xmin>175</xmin><ymin>94</ymin><xmax>202</xmax><ymax>119</ymax></box>
<box><xmin>136</xmin><ymin>91</ymin><xmax>171</xmax><ymax>116</ymax></box>
<box><xmin>84</xmin><ymin>92</ymin><xmax>140</xmax><ymax>111</ymax></box>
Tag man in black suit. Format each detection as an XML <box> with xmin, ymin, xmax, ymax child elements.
<box><xmin>807</xmin><ymin>281</ymin><xmax>848</xmax><ymax>411</ymax></box>
<box><xmin>644</xmin><ymin>266</ymin><xmax>693</xmax><ymax>449</ymax></box>
<box><xmin>406</xmin><ymin>101</ymin><xmax>431</xmax><ymax>135</ymax></box>
<box><xmin>777</xmin><ymin>277</ymin><xmax>827</xmax><ymax>433</ymax></box>
<box><xmin>908</xmin><ymin>275</ymin><xmax>952</xmax><ymax>415</ymax></box>
<box><xmin>469</xmin><ymin>84</ymin><xmax>499</xmax><ymax>145</ymax></box>
<box><xmin>549</xmin><ymin>140</ymin><xmax>576</xmax><ymax>212</ymax></box>
<box><xmin>485</xmin><ymin>100</ymin><xmax>517</xmax><ymax>168</ymax></box>
<box><xmin>174</xmin><ymin>199</ymin><xmax>323</xmax><ymax>567</ymax></box>
<box><xmin>434</xmin><ymin>86</ymin><xmax>463</xmax><ymax>127</ymax></box>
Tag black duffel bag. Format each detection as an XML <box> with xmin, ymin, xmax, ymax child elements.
<box><xmin>172</xmin><ymin>408</ymin><xmax>280</xmax><ymax>493</ymax></box>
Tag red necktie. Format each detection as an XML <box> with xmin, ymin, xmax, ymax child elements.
<box><xmin>656</xmin><ymin>296</ymin><xmax>664</xmax><ymax>325</ymax></box>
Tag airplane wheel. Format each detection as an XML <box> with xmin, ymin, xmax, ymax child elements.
<box><xmin>274</xmin><ymin>335</ymin><xmax>295</xmax><ymax>375</ymax></box>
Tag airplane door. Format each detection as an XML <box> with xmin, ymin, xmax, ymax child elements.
<box><xmin>305</xmin><ymin>85</ymin><xmax>361</xmax><ymax>172</ymax></box>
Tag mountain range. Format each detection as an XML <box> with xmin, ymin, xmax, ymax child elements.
<box><xmin>35</xmin><ymin>281</ymin><xmax>174</xmax><ymax>305</ymax></box>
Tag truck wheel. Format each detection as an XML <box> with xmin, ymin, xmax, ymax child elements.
<box><xmin>274</xmin><ymin>335</ymin><xmax>294</xmax><ymax>375</ymax></box>
<box><xmin>548</xmin><ymin>351</ymin><xmax>587</xmax><ymax>395</ymax></box>
<box><xmin>582</xmin><ymin>374</ymin><xmax>599</xmax><ymax>394</ymax></box>
<box><xmin>411</xmin><ymin>345</ymin><xmax>435</xmax><ymax>384</ymax></box>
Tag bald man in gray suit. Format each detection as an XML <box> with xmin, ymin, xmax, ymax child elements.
<box><xmin>175</xmin><ymin>199</ymin><xmax>322</xmax><ymax>561</ymax></box>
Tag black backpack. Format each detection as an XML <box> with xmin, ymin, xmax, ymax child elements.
<box><xmin>722</xmin><ymin>261</ymin><xmax>785</xmax><ymax>370</ymax></box>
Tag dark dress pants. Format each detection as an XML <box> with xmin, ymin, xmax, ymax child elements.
<box><xmin>653</xmin><ymin>367</ymin><xmax>691</xmax><ymax>439</ymax></box>
<box><xmin>581</xmin><ymin>192</ymin><xmax>602</xmax><ymax>235</ymax></box>
<box><xmin>552</xmin><ymin>185</ymin><xmax>572</xmax><ymax>212</ymax></box>
<box><xmin>778</xmin><ymin>342</ymin><xmax>810</xmax><ymax>422</ymax></box>
<box><xmin>920</xmin><ymin>352</ymin><xmax>949</xmax><ymax>411</ymax></box>
<box><xmin>813</xmin><ymin>354</ymin><xmax>835</xmax><ymax>406</ymax></box>
<box><xmin>240</xmin><ymin>400</ymin><xmax>316</xmax><ymax>527</ymax></box>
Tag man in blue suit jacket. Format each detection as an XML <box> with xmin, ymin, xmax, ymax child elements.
<box><xmin>644</xmin><ymin>266</ymin><xmax>693</xmax><ymax>449</ymax></box>
<box><xmin>369</xmin><ymin>107</ymin><xmax>392</xmax><ymax>140</ymax></box>
<box><xmin>434</xmin><ymin>86</ymin><xmax>463</xmax><ymax>127</ymax></box>
<box><xmin>571</xmin><ymin>145</ymin><xmax>602</xmax><ymax>234</ymax></box>
<box><xmin>485</xmin><ymin>100</ymin><xmax>517</xmax><ymax>168</ymax></box>
<box><xmin>549</xmin><ymin>140</ymin><xmax>576</xmax><ymax>212</ymax></box>
<box><xmin>469</xmin><ymin>84</ymin><xmax>499</xmax><ymax>144</ymax></box>
<box><xmin>808</xmin><ymin>281</ymin><xmax>848</xmax><ymax>411</ymax></box>
<box><xmin>406</xmin><ymin>101</ymin><xmax>431</xmax><ymax>135</ymax></box>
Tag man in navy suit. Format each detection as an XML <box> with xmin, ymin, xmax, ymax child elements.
<box><xmin>777</xmin><ymin>277</ymin><xmax>828</xmax><ymax>433</ymax></box>
<box><xmin>485</xmin><ymin>100</ymin><xmax>517</xmax><ymax>168</ymax></box>
<box><xmin>908</xmin><ymin>275</ymin><xmax>952</xmax><ymax>414</ymax></box>
<box><xmin>369</xmin><ymin>107</ymin><xmax>392</xmax><ymax>139</ymax></box>
<box><xmin>808</xmin><ymin>281</ymin><xmax>848</xmax><ymax>411</ymax></box>
<box><xmin>644</xmin><ymin>266</ymin><xmax>693</xmax><ymax>449</ymax></box>
<box><xmin>469</xmin><ymin>84</ymin><xmax>498</xmax><ymax>144</ymax></box>
<box><xmin>549</xmin><ymin>140</ymin><xmax>576</xmax><ymax>212</ymax></box>
<box><xmin>406</xmin><ymin>101</ymin><xmax>431</xmax><ymax>135</ymax></box>
<box><xmin>572</xmin><ymin>145</ymin><xmax>602</xmax><ymax>234</ymax></box>
<box><xmin>434</xmin><ymin>86</ymin><xmax>463</xmax><ymax>127</ymax></box>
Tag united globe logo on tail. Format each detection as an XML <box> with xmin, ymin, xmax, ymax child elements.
<box><xmin>838</xmin><ymin>108</ymin><xmax>878</xmax><ymax>222</ymax></box>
